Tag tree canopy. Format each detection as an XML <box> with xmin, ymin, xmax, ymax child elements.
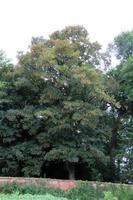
<box><xmin>0</xmin><ymin>26</ymin><xmax>132</xmax><ymax>183</ymax></box>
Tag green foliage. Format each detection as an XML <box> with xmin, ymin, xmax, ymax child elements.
<box><xmin>0</xmin><ymin>26</ymin><xmax>132</xmax><ymax>183</ymax></box>
<box><xmin>50</xmin><ymin>25</ymin><xmax>110</xmax><ymax>68</ymax></box>
<box><xmin>0</xmin><ymin>182</ymin><xmax>133</xmax><ymax>200</ymax></box>
<box><xmin>66</xmin><ymin>182</ymin><xmax>97</xmax><ymax>200</ymax></box>
<box><xmin>113</xmin><ymin>30</ymin><xmax>133</xmax><ymax>62</ymax></box>
<box><xmin>106</xmin><ymin>29</ymin><xmax>133</xmax><ymax>183</ymax></box>
<box><xmin>102</xmin><ymin>191</ymin><xmax>118</xmax><ymax>200</ymax></box>
<box><xmin>0</xmin><ymin>26</ymin><xmax>115</xmax><ymax>180</ymax></box>
<box><xmin>119</xmin><ymin>56</ymin><xmax>133</xmax><ymax>102</ymax></box>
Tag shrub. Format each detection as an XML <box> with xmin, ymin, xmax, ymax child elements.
<box><xmin>102</xmin><ymin>191</ymin><xmax>118</xmax><ymax>200</ymax></box>
<box><xmin>0</xmin><ymin>181</ymin><xmax>132</xmax><ymax>200</ymax></box>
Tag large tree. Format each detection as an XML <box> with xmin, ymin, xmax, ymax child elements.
<box><xmin>108</xmin><ymin>30</ymin><xmax>133</xmax><ymax>183</ymax></box>
<box><xmin>0</xmin><ymin>27</ymin><xmax>115</xmax><ymax>180</ymax></box>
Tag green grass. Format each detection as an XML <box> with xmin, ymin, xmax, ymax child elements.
<box><xmin>0</xmin><ymin>182</ymin><xmax>132</xmax><ymax>200</ymax></box>
<box><xmin>0</xmin><ymin>193</ymin><xmax>68</xmax><ymax>200</ymax></box>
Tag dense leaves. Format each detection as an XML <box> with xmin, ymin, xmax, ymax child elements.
<box><xmin>0</xmin><ymin>26</ymin><xmax>132</xmax><ymax>183</ymax></box>
<box><xmin>108</xmin><ymin>30</ymin><xmax>133</xmax><ymax>183</ymax></box>
<box><xmin>113</xmin><ymin>30</ymin><xmax>133</xmax><ymax>62</ymax></box>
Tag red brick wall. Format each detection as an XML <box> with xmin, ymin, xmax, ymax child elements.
<box><xmin>46</xmin><ymin>179</ymin><xmax>76</xmax><ymax>190</ymax></box>
<box><xmin>0</xmin><ymin>177</ymin><xmax>132</xmax><ymax>190</ymax></box>
<box><xmin>0</xmin><ymin>177</ymin><xmax>76</xmax><ymax>190</ymax></box>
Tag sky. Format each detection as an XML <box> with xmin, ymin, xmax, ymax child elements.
<box><xmin>0</xmin><ymin>0</ymin><xmax>133</xmax><ymax>63</ymax></box>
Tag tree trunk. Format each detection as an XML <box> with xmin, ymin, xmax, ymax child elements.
<box><xmin>66</xmin><ymin>162</ymin><xmax>75</xmax><ymax>180</ymax></box>
<box><xmin>43</xmin><ymin>172</ymin><xmax>46</xmax><ymax>178</ymax></box>
<box><xmin>110</xmin><ymin>116</ymin><xmax>119</xmax><ymax>182</ymax></box>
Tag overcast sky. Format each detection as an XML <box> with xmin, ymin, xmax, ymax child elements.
<box><xmin>0</xmin><ymin>0</ymin><xmax>133</xmax><ymax>63</ymax></box>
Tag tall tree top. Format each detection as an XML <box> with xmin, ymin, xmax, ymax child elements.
<box><xmin>113</xmin><ymin>30</ymin><xmax>133</xmax><ymax>62</ymax></box>
<box><xmin>29</xmin><ymin>26</ymin><xmax>108</xmax><ymax>68</ymax></box>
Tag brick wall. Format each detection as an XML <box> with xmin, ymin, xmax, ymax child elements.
<box><xmin>0</xmin><ymin>177</ymin><xmax>132</xmax><ymax>190</ymax></box>
<box><xmin>0</xmin><ymin>177</ymin><xmax>76</xmax><ymax>190</ymax></box>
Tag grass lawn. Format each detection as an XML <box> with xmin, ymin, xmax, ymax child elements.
<box><xmin>0</xmin><ymin>193</ymin><xmax>68</xmax><ymax>200</ymax></box>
